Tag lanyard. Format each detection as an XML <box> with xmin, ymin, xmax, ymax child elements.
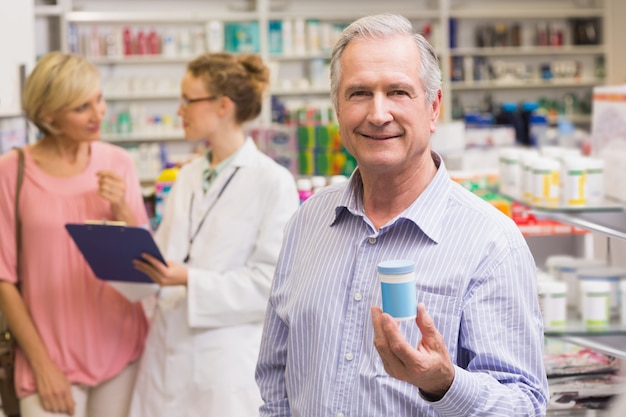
<box><xmin>183</xmin><ymin>166</ymin><xmax>240</xmax><ymax>263</ymax></box>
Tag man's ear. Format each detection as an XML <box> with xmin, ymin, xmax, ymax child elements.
<box><xmin>429</xmin><ymin>89</ymin><xmax>442</xmax><ymax>133</ymax></box>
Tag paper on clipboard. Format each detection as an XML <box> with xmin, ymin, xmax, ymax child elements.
<box><xmin>65</xmin><ymin>223</ymin><xmax>165</xmax><ymax>296</ymax></box>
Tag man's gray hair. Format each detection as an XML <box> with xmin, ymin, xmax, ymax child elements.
<box><xmin>330</xmin><ymin>13</ymin><xmax>442</xmax><ymax>109</ymax></box>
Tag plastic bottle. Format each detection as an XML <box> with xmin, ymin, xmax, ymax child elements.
<box><xmin>123</xmin><ymin>27</ymin><xmax>133</xmax><ymax>56</ymax></box>
<box><xmin>531</xmin><ymin>156</ymin><xmax>560</xmax><ymax>208</ymax></box>
<box><xmin>329</xmin><ymin>175</ymin><xmax>348</xmax><ymax>186</ymax></box>
<box><xmin>136</xmin><ymin>28</ymin><xmax>147</xmax><ymax>55</ymax></box>
<box><xmin>585</xmin><ymin>157</ymin><xmax>605</xmax><ymax>205</ymax></box>
<box><xmin>206</xmin><ymin>20</ymin><xmax>224</xmax><ymax>53</ymax></box>
<box><xmin>147</xmin><ymin>28</ymin><xmax>161</xmax><ymax>55</ymax></box>
<box><xmin>520</xmin><ymin>101</ymin><xmax>540</xmax><ymax>146</ymax></box>
<box><xmin>296</xmin><ymin>178</ymin><xmax>313</xmax><ymax>204</ymax></box>
<box><xmin>537</xmin><ymin>280</ymin><xmax>567</xmax><ymax>329</ymax></box>
<box><xmin>377</xmin><ymin>260</ymin><xmax>417</xmax><ymax>321</ymax></box>
<box><xmin>561</xmin><ymin>156</ymin><xmax>587</xmax><ymax>207</ymax></box>
<box><xmin>497</xmin><ymin>102</ymin><xmax>524</xmax><ymax>145</ymax></box>
<box><xmin>529</xmin><ymin>113</ymin><xmax>549</xmax><ymax>148</ymax></box>
<box><xmin>68</xmin><ymin>23</ymin><xmax>80</xmax><ymax>54</ymax></box>
<box><xmin>310</xmin><ymin>176</ymin><xmax>327</xmax><ymax>193</ymax></box>
<box><xmin>154</xmin><ymin>163</ymin><xmax>179</xmax><ymax>227</ymax></box>
<box><xmin>268</xmin><ymin>20</ymin><xmax>283</xmax><ymax>54</ymax></box>
<box><xmin>162</xmin><ymin>29</ymin><xmax>177</xmax><ymax>57</ymax></box>
<box><xmin>557</xmin><ymin>117</ymin><xmax>576</xmax><ymax>149</ymax></box>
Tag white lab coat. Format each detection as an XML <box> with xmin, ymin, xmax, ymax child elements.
<box><xmin>129</xmin><ymin>139</ymin><xmax>299</xmax><ymax>417</ymax></box>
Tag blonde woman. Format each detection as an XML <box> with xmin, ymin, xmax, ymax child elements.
<box><xmin>0</xmin><ymin>52</ymin><xmax>149</xmax><ymax>417</ymax></box>
<box><xmin>129</xmin><ymin>52</ymin><xmax>299</xmax><ymax>417</ymax></box>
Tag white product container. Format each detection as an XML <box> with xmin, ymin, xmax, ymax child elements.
<box><xmin>377</xmin><ymin>260</ymin><xmax>417</xmax><ymax>321</ymax></box>
<box><xmin>281</xmin><ymin>19</ymin><xmax>293</xmax><ymax>55</ymax></box>
<box><xmin>520</xmin><ymin>150</ymin><xmax>540</xmax><ymax>203</ymax></box>
<box><xmin>577</xmin><ymin>266</ymin><xmax>626</xmax><ymax>318</ymax></box>
<box><xmin>531</xmin><ymin>156</ymin><xmax>560</xmax><ymax>207</ymax></box>
<box><xmin>205</xmin><ymin>20</ymin><xmax>224</xmax><ymax>53</ymax></box>
<box><xmin>540</xmin><ymin>145</ymin><xmax>566</xmax><ymax>160</ymax></box>
<box><xmin>310</xmin><ymin>175</ymin><xmax>327</xmax><ymax>193</ymax></box>
<box><xmin>561</xmin><ymin>156</ymin><xmax>588</xmax><ymax>207</ymax></box>
<box><xmin>537</xmin><ymin>280</ymin><xmax>567</xmax><ymax>329</ymax></box>
<box><xmin>305</xmin><ymin>18</ymin><xmax>321</xmax><ymax>53</ymax></box>
<box><xmin>497</xmin><ymin>147</ymin><xmax>521</xmax><ymax>197</ymax></box>
<box><xmin>585</xmin><ymin>157</ymin><xmax>605</xmax><ymax>205</ymax></box>
<box><xmin>545</xmin><ymin>254</ymin><xmax>575</xmax><ymax>280</ymax></box>
<box><xmin>580</xmin><ymin>280</ymin><xmax>611</xmax><ymax>328</ymax></box>
<box><xmin>293</xmin><ymin>18</ymin><xmax>306</xmax><ymax>55</ymax></box>
<box><xmin>552</xmin><ymin>258</ymin><xmax>606</xmax><ymax>309</ymax></box>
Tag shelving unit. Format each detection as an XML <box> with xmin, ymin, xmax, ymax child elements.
<box><xmin>534</xmin><ymin>207</ymin><xmax>626</xmax><ymax>361</ymax></box>
<box><xmin>443</xmin><ymin>0</ymin><xmax>607</xmax><ymax>126</ymax></box>
<box><xmin>34</xmin><ymin>0</ymin><xmax>609</xmax><ymax>133</ymax></box>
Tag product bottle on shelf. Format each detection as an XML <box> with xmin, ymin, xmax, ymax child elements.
<box><xmin>557</xmin><ymin>118</ymin><xmax>577</xmax><ymax>149</ymax></box>
<box><xmin>154</xmin><ymin>163</ymin><xmax>180</xmax><ymax>229</ymax></box>
<box><xmin>311</xmin><ymin>176</ymin><xmax>327</xmax><ymax>193</ymax></box>
<box><xmin>497</xmin><ymin>102</ymin><xmax>525</xmax><ymax>145</ymax></box>
<box><xmin>123</xmin><ymin>27</ymin><xmax>133</xmax><ymax>56</ymax></box>
<box><xmin>296</xmin><ymin>177</ymin><xmax>313</xmax><ymax>204</ymax></box>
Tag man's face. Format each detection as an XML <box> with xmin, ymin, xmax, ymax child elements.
<box><xmin>335</xmin><ymin>34</ymin><xmax>440</xmax><ymax>176</ymax></box>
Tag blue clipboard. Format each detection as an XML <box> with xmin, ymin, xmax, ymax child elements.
<box><xmin>65</xmin><ymin>223</ymin><xmax>166</xmax><ymax>284</ymax></box>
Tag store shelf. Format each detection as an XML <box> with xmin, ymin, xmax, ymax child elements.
<box><xmin>102</xmin><ymin>131</ymin><xmax>184</xmax><ymax>143</ymax></box>
<box><xmin>65</xmin><ymin>10</ymin><xmax>258</xmax><ymax>23</ymax></box>
<box><xmin>450</xmin><ymin>45</ymin><xmax>606</xmax><ymax>57</ymax></box>
<box><xmin>449</xmin><ymin>7</ymin><xmax>604</xmax><ymax>19</ymax></box>
<box><xmin>34</xmin><ymin>4</ymin><xmax>63</xmax><ymax>17</ymax></box>
<box><xmin>267</xmin><ymin>9</ymin><xmax>439</xmax><ymax>21</ymax></box>
<box><xmin>90</xmin><ymin>56</ymin><xmax>189</xmax><ymax>65</ymax></box>
<box><xmin>558</xmin><ymin>335</ymin><xmax>626</xmax><ymax>360</ymax></box>
<box><xmin>451</xmin><ymin>79</ymin><xmax>603</xmax><ymax>91</ymax></box>
<box><xmin>269</xmin><ymin>52</ymin><xmax>330</xmax><ymax>61</ymax></box>
<box><xmin>532</xmin><ymin>210</ymin><xmax>626</xmax><ymax>241</ymax></box>
<box><xmin>105</xmin><ymin>92</ymin><xmax>179</xmax><ymax>101</ymax></box>
<box><xmin>270</xmin><ymin>86</ymin><xmax>330</xmax><ymax>95</ymax></box>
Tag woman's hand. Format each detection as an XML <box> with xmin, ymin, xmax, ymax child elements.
<box><xmin>31</xmin><ymin>359</ymin><xmax>76</xmax><ymax>415</ymax></box>
<box><xmin>133</xmin><ymin>253</ymin><xmax>189</xmax><ymax>286</ymax></box>
<box><xmin>96</xmin><ymin>170</ymin><xmax>137</xmax><ymax>226</ymax></box>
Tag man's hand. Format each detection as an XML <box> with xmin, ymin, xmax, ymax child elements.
<box><xmin>371</xmin><ymin>302</ymin><xmax>455</xmax><ymax>401</ymax></box>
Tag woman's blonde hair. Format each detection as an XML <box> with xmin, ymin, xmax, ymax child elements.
<box><xmin>22</xmin><ymin>51</ymin><xmax>101</xmax><ymax>136</ymax></box>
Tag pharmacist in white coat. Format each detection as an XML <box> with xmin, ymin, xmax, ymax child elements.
<box><xmin>128</xmin><ymin>52</ymin><xmax>299</xmax><ymax>417</ymax></box>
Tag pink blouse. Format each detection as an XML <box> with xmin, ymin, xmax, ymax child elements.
<box><xmin>0</xmin><ymin>142</ymin><xmax>149</xmax><ymax>398</ymax></box>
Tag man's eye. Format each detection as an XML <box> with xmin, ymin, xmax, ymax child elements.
<box><xmin>349</xmin><ymin>91</ymin><xmax>368</xmax><ymax>98</ymax></box>
<box><xmin>390</xmin><ymin>90</ymin><xmax>410</xmax><ymax>96</ymax></box>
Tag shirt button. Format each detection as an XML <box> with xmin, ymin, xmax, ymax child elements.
<box><xmin>337</xmin><ymin>413</ymin><xmax>345</xmax><ymax>417</ymax></box>
<box><xmin>345</xmin><ymin>352</ymin><xmax>354</xmax><ymax>361</ymax></box>
<box><xmin>368</xmin><ymin>237</ymin><xmax>377</xmax><ymax>244</ymax></box>
<box><xmin>354</xmin><ymin>293</ymin><xmax>363</xmax><ymax>301</ymax></box>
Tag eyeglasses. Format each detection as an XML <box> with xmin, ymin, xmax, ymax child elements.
<box><xmin>179</xmin><ymin>96</ymin><xmax>218</xmax><ymax>108</ymax></box>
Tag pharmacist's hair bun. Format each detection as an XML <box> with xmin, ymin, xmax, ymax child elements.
<box><xmin>237</xmin><ymin>53</ymin><xmax>270</xmax><ymax>91</ymax></box>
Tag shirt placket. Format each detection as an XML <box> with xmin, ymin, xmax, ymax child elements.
<box><xmin>331</xmin><ymin>232</ymin><xmax>380</xmax><ymax>417</ymax></box>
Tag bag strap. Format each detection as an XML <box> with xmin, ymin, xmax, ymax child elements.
<box><xmin>14</xmin><ymin>148</ymin><xmax>24</xmax><ymax>282</ymax></box>
<box><xmin>0</xmin><ymin>148</ymin><xmax>24</xmax><ymax>338</ymax></box>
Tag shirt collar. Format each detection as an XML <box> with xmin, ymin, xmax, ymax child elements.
<box><xmin>201</xmin><ymin>140</ymin><xmax>246</xmax><ymax>192</ymax></box>
<box><xmin>332</xmin><ymin>151</ymin><xmax>450</xmax><ymax>244</ymax></box>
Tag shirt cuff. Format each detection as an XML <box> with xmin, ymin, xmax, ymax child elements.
<box><xmin>423</xmin><ymin>366</ymin><xmax>481</xmax><ymax>416</ymax></box>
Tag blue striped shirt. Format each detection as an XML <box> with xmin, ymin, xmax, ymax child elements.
<box><xmin>256</xmin><ymin>153</ymin><xmax>549</xmax><ymax>417</ymax></box>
